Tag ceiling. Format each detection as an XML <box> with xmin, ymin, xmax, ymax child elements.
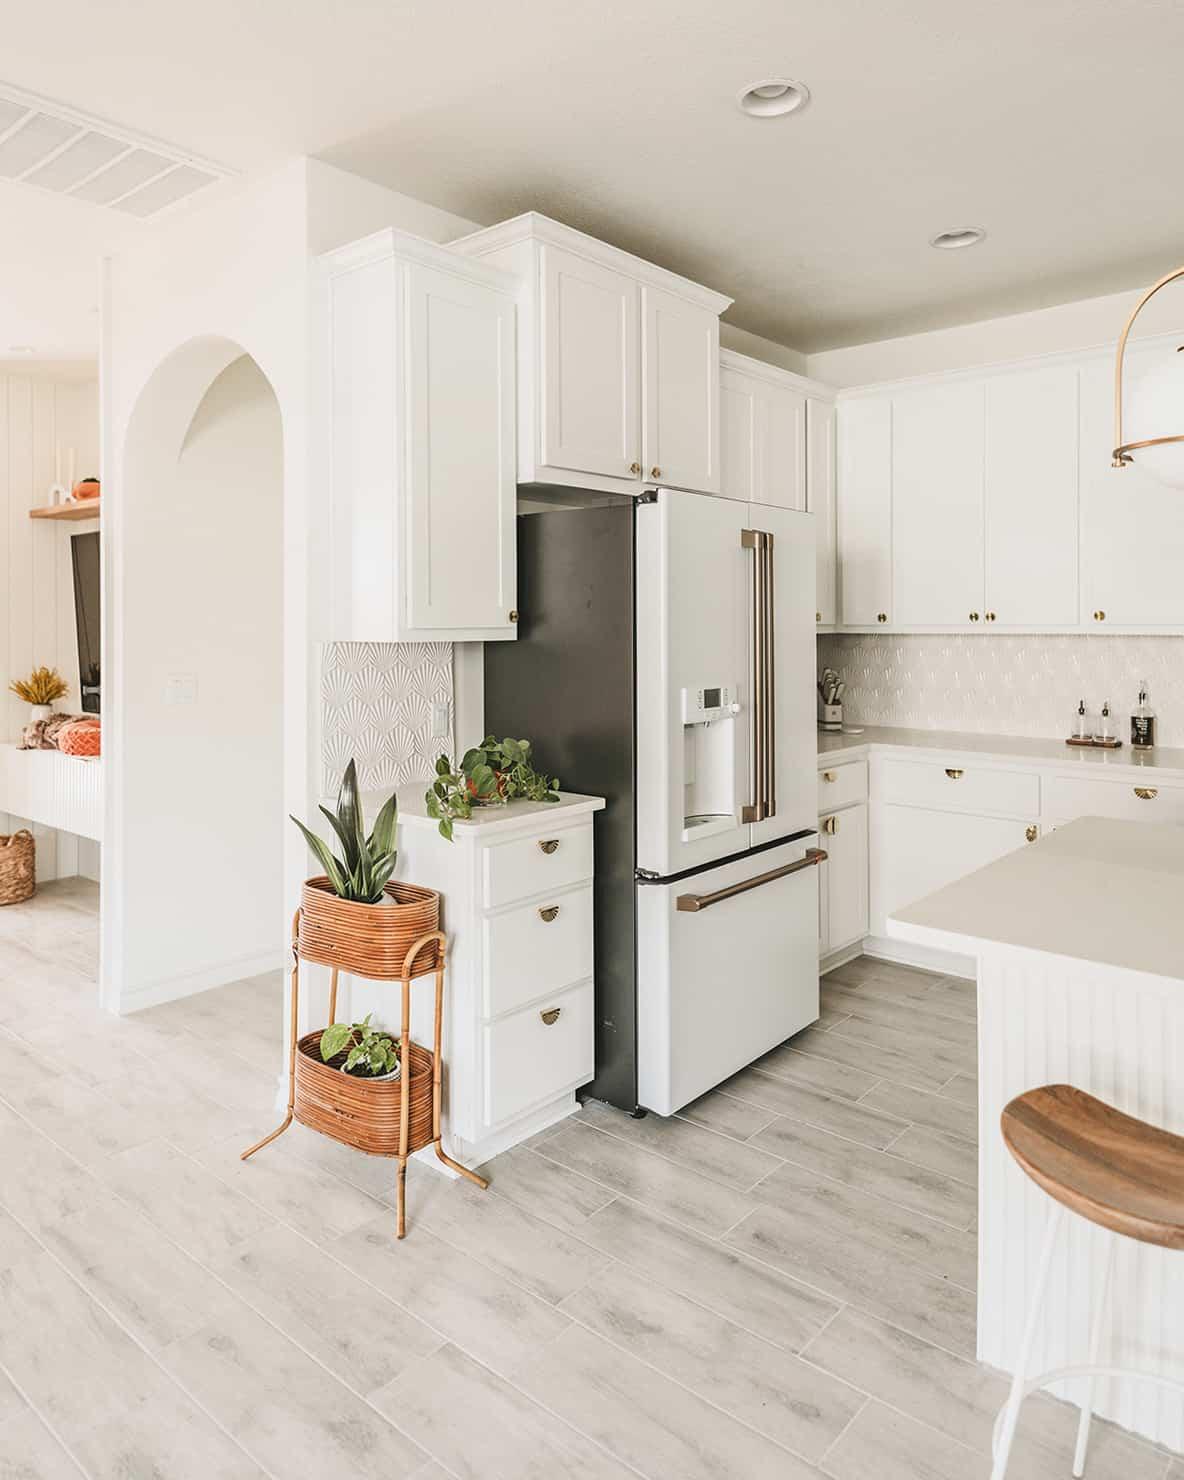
<box><xmin>4</xmin><ymin>0</ymin><xmax>1184</xmax><ymax>358</ymax></box>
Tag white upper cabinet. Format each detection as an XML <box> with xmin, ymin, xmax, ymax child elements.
<box><xmin>1079</xmin><ymin>349</ymin><xmax>1184</xmax><ymax>630</ymax></box>
<box><xmin>838</xmin><ymin>396</ymin><xmax>893</xmax><ymax>625</ymax></box>
<box><xmin>454</xmin><ymin>213</ymin><xmax>731</xmax><ymax>496</ymax></box>
<box><xmin>985</xmin><ymin>366</ymin><xmax>1079</xmax><ymax>628</ymax></box>
<box><xmin>809</xmin><ymin>397</ymin><xmax>838</xmax><ymax>626</ymax></box>
<box><xmin>718</xmin><ymin>350</ymin><xmax>808</xmax><ymax>509</ymax></box>
<box><xmin>321</xmin><ymin>229</ymin><xmax>518</xmax><ymax>643</ymax></box>
<box><xmin>892</xmin><ymin>382</ymin><xmax>985</xmax><ymax>627</ymax></box>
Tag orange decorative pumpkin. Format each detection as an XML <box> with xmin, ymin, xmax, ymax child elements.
<box><xmin>58</xmin><ymin>720</ymin><xmax>101</xmax><ymax>757</ymax></box>
<box><xmin>72</xmin><ymin>477</ymin><xmax>100</xmax><ymax>502</ymax></box>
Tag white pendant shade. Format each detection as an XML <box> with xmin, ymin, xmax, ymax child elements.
<box><xmin>1126</xmin><ymin>349</ymin><xmax>1184</xmax><ymax>487</ymax></box>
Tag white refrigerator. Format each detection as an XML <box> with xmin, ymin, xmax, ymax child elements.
<box><xmin>483</xmin><ymin>489</ymin><xmax>822</xmax><ymax>1117</ymax></box>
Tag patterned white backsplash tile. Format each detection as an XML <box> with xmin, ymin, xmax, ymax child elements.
<box><xmin>818</xmin><ymin>634</ymin><xmax>1184</xmax><ymax>746</ymax></box>
<box><xmin>321</xmin><ymin>642</ymin><xmax>453</xmax><ymax>794</ymax></box>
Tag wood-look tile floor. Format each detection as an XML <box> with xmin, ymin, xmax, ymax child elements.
<box><xmin>1</xmin><ymin>888</ymin><xmax>1180</xmax><ymax>1479</ymax></box>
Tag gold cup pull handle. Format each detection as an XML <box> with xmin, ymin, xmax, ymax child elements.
<box><xmin>538</xmin><ymin>839</ymin><xmax>560</xmax><ymax>854</ymax></box>
<box><xmin>945</xmin><ymin>768</ymin><xmax>964</xmax><ymax>780</ymax></box>
<box><xmin>540</xmin><ymin>1007</ymin><xmax>561</xmax><ymax>1026</ymax></box>
<box><xmin>822</xmin><ymin>770</ymin><xmax>837</xmax><ymax>783</ymax></box>
<box><xmin>1025</xmin><ymin>825</ymin><xmax>1038</xmax><ymax>842</ymax></box>
<box><xmin>822</xmin><ymin>815</ymin><xmax>838</xmax><ymax>835</ymax></box>
<box><xmin>538</xmin><ymin>905</ymin><xmax>560</xmax><ymax>923</ymax></box>
<box><xmin>1134</xmin><ymin>787</ymin><xmax>1158</xmax><ymax>800</ymax></box>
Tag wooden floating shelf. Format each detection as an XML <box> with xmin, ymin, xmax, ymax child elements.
<box><xmin>28</xmin><ymin>501</ymin><xmax>100</xmax><ymax>522</ymax></box>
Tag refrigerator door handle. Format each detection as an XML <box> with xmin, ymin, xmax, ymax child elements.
<box><xmin>741</xmin><ymin>528</ymin><xmax>767</xmax><ymax>824</ymax></box>
<box><xmin>675</xmin><ymin>847</ymin><xmax>826</xmax><ymax>912</ymax></box>
<box><xmin>763</xmin><ymin>529</ymin><xmax>776</xmax><ymax>819</ymax></box>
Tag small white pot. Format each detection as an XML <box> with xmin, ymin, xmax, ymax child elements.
<box><xmin>29</xmin><ymin>704</ymin><xmax>52</xmax><ymax>723</ymax></box>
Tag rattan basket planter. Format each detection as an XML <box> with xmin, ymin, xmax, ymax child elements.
<box><xmin>294</xmin><ymin>1031</ymin><xmax>435</xmax><ymax>1156</ymax></box>
<box><xmin>0</xmin><ymin>830</ymin><xmax>34</xmax><ymax>906</ymax></box>
<box><xmin>298</xmin><ymin>877</ymin><xmax>440</xmax><ymax>977</ymax></box>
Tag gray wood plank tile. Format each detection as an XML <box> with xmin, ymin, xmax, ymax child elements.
<box><xmin>0</xmin><ymin>1207</ymin><xmax>41</xmax><ymax>1274</ymax></box>
<box><xmin>0</xmin><ymin>1124</ymin><xmax>101</xmax><ymax>1232</ymax></box>
<box><xmin>515</xmin><ymin>1323</ymin><xmax>824</xmax><ymax>1480</ymax></box>
<box><xmin>888</xmin><ymin>1124</ymin><xmax>978</xmax><ymax>1187</ymax></box>
<box><xmin>214</xmin><ymin>1223</ymin><xmax>443</xmax><ymax>1392</ymax></box>
<box><xmin>72</xmin><ymin>1386</ymin><xmax>269</xmax><ymax>1480</ymax></box>
<box><xmin>821</xmin><ymin>981</ymin><xmax>977</xmax><ymax>1051</ymax></box>
<box><xmin>939</xmin><ymin>1072</ymin><xmax>980</xmax><ymax>1108</ymax></box>
<box><xmin>330</xmin><ymin>1215</ymin><xmax>570</xmax><ymax>1379</ymax></box>
<box><xmin>579</xmin><ymin>1196</ymin><xmax>838</xmax><ymax>1354</ymax></box>
<box><xmin>371</xmin><ymin>1341</ymin><xmax>638</xmax><ymax>1479</ymax></box>
<box><xmin>11</xmin><ymin>1078</ymin><xmax>156</xmax><ymax>1169</ymax></box>
<box><xmin>0</xmin><ymin>1407</ymin><xmax>84</xmax><ymax>1480</ymax></box>
<box><xmin>726</xmin><ymin>1205</ymin><xmax>976</xmax><ymax>1358</ymax></box>
<box><xmin>821</xmin><ymin>1400</ymin><xmax>982</xmax><ymax>1480</ymax></box>
<box><xmin>754</xmin><ymin>1040</ymin><xmax>881</xmax><ymax>1101</ymax></box>
<box><xmin>788</xmin><ymin>1025</ymin><xmax>954</xmax><ymax>1093</ymax></box>
<box><xmin>164</xmin><ymin>1300</ymin><xmax>427</xmax><ymax>1480</ymax></box>
<box><xmin>860</xmin><ymin>1081</ymin><xmax>978</xmax><ymax>1143</ymax></box>
<box><xmin>477</xmin><ymin>1145</ymin><xmax>616</xmax><ymax>1233</ymax></box>
<box><xmin>537</xmin><ymin>1120</ymin><xmax>758</xmax><ymax>1237</ymax></box>
<box><xmin>416</xmin><ymin>1173</ymin><xmax>611</xmax><ymax>1305</ymax></box>
<box><xmin>575</xmin><ymin>1095</ymin><xmax>784</xmax><ymax>1190</ymax></box>
<box><xmin>921</xmin><ymin>977</ymin><xmax>979</xmax><ymax>1023</ymax></box>
<box><xmin>561</xmin><ymin>1261</ymin><xmax>865</xmax><ymax>1463</ymax></box>
<box><xmin>825</xmin><ymin>1013</ymin><xmax>977</xmax><ymax>1079</ymax></box>
<box><xmin>722</xmin><ymin>1065</ymin><xmax>908</xmax><ymax>1149</ymax></box>
<box><xmin>677</xmin><ymin>1088</ymin><xmax>779</xmax><ymax>1142</ymax></box>
<box><xmin>750</xmin><ymin>1115</ymin><xmax>976</xmax><ymax>1229</ymax></box>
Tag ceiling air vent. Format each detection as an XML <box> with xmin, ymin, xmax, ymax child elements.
<box><xmin>0</xmin><ymin>81</ymin><xmax>231</xmax><ymax>218</ymax></box>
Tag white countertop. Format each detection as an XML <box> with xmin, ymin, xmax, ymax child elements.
<box><xmin>888</xmin><ymin>815</ymin><xmax>1184</xmax><ymax>981</ymax></box>
<box><xmin>355</xmin><ymin>785</ymin><xmax>604</xmax><ymax>834</ymax></box>
<box><xmin>817</xmin><ymin>723</ymin><xmax>1184</xmax><ymax>779</ymax></box>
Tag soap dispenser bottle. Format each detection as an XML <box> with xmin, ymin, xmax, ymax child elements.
<box><xmin>1131</xmin><ymin>681</ymin><xmax>1157</xmax><ymax>749</ymax></box>
<box><xmin>1096</xmin><ymin>699</ymin><xmax>1114</xmax><ymax>745</ymax></box>
<box><xmin>1073</xmin><ymin>699</ymin><xmax>1089</xmax><ymax>741</ymax></box>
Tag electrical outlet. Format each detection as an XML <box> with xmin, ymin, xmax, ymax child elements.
<box><xmin>431</xmin><ymin>701</ymin><xmax>451</xmax><ymax>738</ymax></box>
<box><xmin>164</xmin><ymin>674</ymin><xmax>197</xmax><ymax>706</ymax></box>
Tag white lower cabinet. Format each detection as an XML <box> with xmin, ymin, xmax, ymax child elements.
<box><xmin>819</xmin><ymin>801</ymin><xmax>868</xmax><ymax>956</ymax></box>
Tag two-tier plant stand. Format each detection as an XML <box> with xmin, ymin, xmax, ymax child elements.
<box><xmin>242</xmin><ymin>899</ymin><xmax>487</xmax><ymax>1238</ymax></box>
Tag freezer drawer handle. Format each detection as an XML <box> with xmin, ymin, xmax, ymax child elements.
<box><xmin>538</xmin><ymin>839</ymin><xmax>561</xmax><ymax>854</ymax></box>
<box><xmin>740</xmin><ymin>527</ymin><xmax>776</xmax><ymax>823</ymax></box>
<box><xmin>675</xmin><ymin>848</ymin><xmax>826</xmax><ymax>912</ymax></box>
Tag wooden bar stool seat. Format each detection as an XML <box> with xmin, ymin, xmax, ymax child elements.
<box><xmin>1002</xmin><ymin>1083</ymin><xmax>1184</xmax><ymax>1251</ymax></box>
<box><xmin>990</xmin><ymin>1083</ymin><xmax>1184</xmax><ymax>1480</ymax></box>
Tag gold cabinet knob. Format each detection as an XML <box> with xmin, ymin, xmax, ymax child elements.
<box><xmin>1093</xmin><ymin>610</ymin><xmax>1106</xmax><ymax>622</ymax></box>
<box><xmin>1025</xmin><ymin>825</ymin><xmax>1038</xmax><ymax>843</ymax></box>
<box><xmin>822</xmin><ymin>770</ymin><xmax>837</xmax><ymax>783</ymax></box>
<box><xmin>650</xmin><ymin>466</ymin><xmax>662</xmax><ymax>479</ymax></box>
<box><xmin>1134</xmin><ymin>787</ymin><xmax>1158</xmax><ymax>800</ymax></box>
<box><xmin>508</xmin><ymin>609</ymin><xmax>519</xmax><ymax>623</ymax></box>
<box><xmin>945</xmin><ymin>768</ymin><xmax>964</xmax><ymax>779</ymax></box>
<box><xmin>877</xmin><ymin>612</ymin><xmax>887</xmax><ymax>623</ymax></box>
<box><xmin>540</xmin><ymin>1007</ymin><xmax>561</xmax><ymax>1026</ymax></box>
<box><xmin>816</xmin><ymin>611</ymin><xmax>822</xmax><ymax>623</ymax></box>
<box><xmin>629</xmin><ymin>461</ymin><xmax>641</xmax><ymax>476</ymax></box>
<box><xmin>537</xmin><ymin>905</ymin><xmax>561</xmax><ymax>922</ymax></box>
<box><xmin>538</xmin><ymin>838</ymin><xmax>560</xmax><ymax>854</ymax></box>
<box><xmin>822</xmin><ymin>815</ymin><xmax>838</xmax><ymax>835</ymax></box>
<box><xmin>969</xmin><ymin>612</ymin><xmax>980</xmax><ymax>622</ymax></box>
<box><xmin>986</xmin><ymin>611</ymin><xmax>997</xmax><ymax>622</ymax></box>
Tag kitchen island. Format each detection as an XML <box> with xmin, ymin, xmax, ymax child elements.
<box><xmin>889</xmin><ymin>815</ymin><xmax>1184</xmax><ymax>1453</ymax></box>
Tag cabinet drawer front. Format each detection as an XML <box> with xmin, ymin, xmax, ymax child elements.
<box><xmin>818</xmin><ymin>759</ymin><xmax>868</xmax><ymax>812</ymax></box>
<box><xmin>879</xmin><ymin>758</ymin><xmax>1039</xmax><ymax>817</ymax></box>
<box><xmin>483</xmin><ymin>885</ymin><xmax>594</xmax><ymax>1018</ymax></box>
<box><xmin>1043</xmin><ymin>774</ymin><xmax>1184</xmax><ymax>825</ymax></box>
<box><xmin>483</xmin><ymin>824</ymin><xmax>594</xmax><ymax>909</ymax></box>
<box><xmin>482</xmin><ymin>981</ymin><xmax>594</xmax><ymax>1128</ymax></box>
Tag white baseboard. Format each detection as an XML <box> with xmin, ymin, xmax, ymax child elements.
<box><xmin>861</xmin><ymin>933</ymin><xmax>975</xmax><ymax>980</ymax></box>
<box><xmin>820</xmin><ymin>941</ymin><xmax>864</xmax><ymax>975</ymax></box>
<box><xmin>115</xmin><ymin>947</ymin><xmax>286</xmax><ymax>1014</ymax></box>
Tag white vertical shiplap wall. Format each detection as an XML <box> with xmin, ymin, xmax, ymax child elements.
<box><xmin>0</xmin><ymin>370</ymin><xmax>100</xmax><ymax>879</ymax></box>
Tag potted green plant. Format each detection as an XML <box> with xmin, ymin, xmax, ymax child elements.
<box><xmin>425</xmin><ymin>735</ymin><xmax>560</xmax><ymax>840</ymax></box>
<box><xmin>291</xmin><ymin>759</ymin><xmax>440</xmax><ymax>977</ymax></box>
<box><xmin>319</xmin><ymin>1013</ymin><xmax>400</xmax><ymax>1080</ymax></box>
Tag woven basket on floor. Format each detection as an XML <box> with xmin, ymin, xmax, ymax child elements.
<box><xmin>294</xmin><ymin>1031</ymin><xmax>435</xmax><ymax>1156</ymax></box>
<box><xmin>297</xmin><ymin>878</ymin><xmax>440</xmax><ymax>978</ymax></box>
<box><xmin>0</xmin><ymin>830</ymin><xmax>34</xmax><ymax>906</ymax></box>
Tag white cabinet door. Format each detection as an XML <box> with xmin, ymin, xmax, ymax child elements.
<box><xmin>763</xmin><ymin>380</ymin><xmax>806</xmax><ymax>511</ymax></box>
<box><xmin>1079</xmin><ymin>351</ymin><xmax>1184</xmax><ymax>629</ymax></box>
<box><xmin>838</xmin><ymin>396</ymin><xmax>893</xmax><ymax>625</ymax></box>
<box><xmin>820</xmin><ymin>802</ymin><xmax>868</xmax><ymax>953</ymax></box>
<box><xmin>985</xmin><ymin>366</ymin><xmax>1079</xmax><ymax>627</ymax></box>
<box><xmin>405</xmin><ymin>259</ymin><xmax>517</xmax><ymax>638</ymax></box>
<box><xmin>892</xmin><ymin>382</ymin><xmax>985</xmax><ymax>627</ymax></box>
<box><xmin>540</xmin><ymin>242</ymin><xmax>641</xmax><ymax>482</ymax></box>
<box><xmin>642</xmin><ymin>285</ymin><xmax>721</xmax><ymax>494</ymax></box>
<box><xmin>720</xmin><ymin>363</ymin><xmax>758</xmax><ymax>501</ymax></box>
<box><xmin>809</xmin><ymin>398</ymin><xmax>837</xmax><ymax>625</ymax></box>
<box><xmin>870</xmin><ymin>803</ymin><xmax>1032</xmax><ymax>936</ymax></box>
<box><xmin>720</xmin><ymin>364</ymin><xmax>806</xmax><ymax>510</ymax></box>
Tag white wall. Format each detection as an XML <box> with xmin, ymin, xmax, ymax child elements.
<box><xmin>0</xmin><ymin>369</ymin><xmax>99</xmax><ymax>879</ymax></box>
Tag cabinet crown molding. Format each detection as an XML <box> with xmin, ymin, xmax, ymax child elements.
<box><xmin>452</xmin><ymin>210</ymin><xmax>733</xmax><ymax>315</ymax></box>
<box><xmin>319</xmin><ymin>226</ymin><xmax>518</xmax><ymax>294</ymax></box>
<box><xmin>720</xmin><ymin>346</ymin><xmax>835</xmax><ymax>401</ymax></box>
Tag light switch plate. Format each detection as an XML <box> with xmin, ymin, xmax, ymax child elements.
<box><xmin>431</xmin><ymin>701</ymin><xmax>450</xmax><ymax>738</ymax></box>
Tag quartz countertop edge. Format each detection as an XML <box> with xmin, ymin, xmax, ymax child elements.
<box><xmin>817</xmin><ymin>724</ymin><xmax>1184</xmax><ymax>778</ymax></box>
<box><xmin>351</xmin><ymin>786</ymin><xmax>605</xmax><ymax>833</ymax></box>
<box><xmin>887</xmin><ymin>815</ymin><xmax>1184</xmax><ymax>985</ymax></box>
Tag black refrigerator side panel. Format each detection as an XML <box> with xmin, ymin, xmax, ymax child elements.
<box><xmin>483</xmin><ymin>505</ymin><xmax>638</xmax><ymax>1111</ymax></box>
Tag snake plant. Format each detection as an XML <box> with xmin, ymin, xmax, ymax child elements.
<box><xmin>290</xmin><ymin>759</ymin><xmax>398</xmax><ymax>903</ymax></box>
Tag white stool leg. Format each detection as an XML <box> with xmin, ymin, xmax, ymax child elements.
<box><xmin>991</xmin><ymin>1202</ymin><xmax>1064</xmax><ymax>1480</ymax></box>
<box><xmin>1072</xmin><ymin>1229</ymin><xmax>1117</xmax><ymax>1479</ymax></box>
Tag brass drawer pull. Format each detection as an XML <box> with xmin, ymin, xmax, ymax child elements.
<box><xmin>877</xmin><ymin>612</ymin><xmax>888</xmax><ymax>623</ymax></box>
<box><xmin>538</xmin><ymin>839</ymin><xmax>560</xmax><ymax>855</ymax></box>
<box><xmin>1025</xmin><ymin>825</ymin><xmax>1038</xmax><ymax>843</ymax></box>
<box><xmin>540</xmin><ymin>1007</ymin><xmax>561</xmax><ymax>1026</ymax></box>
<box><xmin>945</xmin><ymin>768</ymin><xmax>964</xmax><ymax>779</ymax></box>
<box><xmin>822</xmin><ymin>770</ymin><xmax>837</xmax><ymax>783</ymax></box>
<box><xmin>822</xmin><ymin>815</ymin><xmax>838</xmax><ymax>836</ymax></box>
<box><xmin>1134</xmin><ymin>787</ymin><xmax>1158</xmax><ymax>800</ymax></box>
<box><xmin>538</xmin><ymin>905</ymin><xmax>560</xmax><ymax>922</ymax></box>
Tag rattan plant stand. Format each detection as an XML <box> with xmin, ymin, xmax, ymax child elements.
<box><xmin>241</xmin><ymin>911</ymin><xmax>487</xmax><ymax>1238</ymax></box>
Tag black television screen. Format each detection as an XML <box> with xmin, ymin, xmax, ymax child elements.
<box><xmin>71</xmin><ymin>530</ymin><xmax>100</xmax><ymax>714</ymax></box>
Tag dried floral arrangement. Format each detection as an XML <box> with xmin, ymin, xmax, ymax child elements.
<box><xmin>8</xmin><ymin>667</ymin><xmax>68</xmax><ymax>705</ymax></box>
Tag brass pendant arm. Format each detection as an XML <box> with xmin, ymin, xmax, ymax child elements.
<box><xmin>1113</xmin><ymin>264</ymin><xmax>1184</xmax><ymax>467</ymax></box>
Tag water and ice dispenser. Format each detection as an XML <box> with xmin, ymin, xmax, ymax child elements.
<box><xmin>681</xmin><ymin>683</ymin><xmax>740</xmax><ymax>841</ymax></box>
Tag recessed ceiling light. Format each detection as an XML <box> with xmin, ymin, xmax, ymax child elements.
<box><xmin>930</xmin><ymin>227</ymin><xmax>987</xmax><ymax>251</ymax></box>
<box><xmin>737</xmin><ymin>78</ymin><xmax>811</xmax><ymax>118</ymax></box>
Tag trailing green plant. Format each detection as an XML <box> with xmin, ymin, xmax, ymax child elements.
<box><xmin>319</xmin><ymin>1013</ymin><xmax>399</xmax><ymax>1077</ymax></box>
<box><xmin>425</xmin><ymin>735</ymin><xmax>560</xmax><ymax>841</ymax></box>
<box><xmin>290</xmin><ymin>759</ymin><xmax>398</xmax><ymax>902</ymax></box>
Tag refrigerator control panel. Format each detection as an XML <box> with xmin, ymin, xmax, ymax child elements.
<box><xmin>681</xmin><ymin>685</ymin><xmax>737</xmax><ymax>724</ymax></box>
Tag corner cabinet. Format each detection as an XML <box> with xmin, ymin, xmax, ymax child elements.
<box><xmin>319</xmin><ymin>229</ymin><xmax>519</xmax><ymax>643</ymax></box>
<box><xmin>453</xmin><ymin>212</ymin><xmax>731</xmax><ymax>496</ymax></box>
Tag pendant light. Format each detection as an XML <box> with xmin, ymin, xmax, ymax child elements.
<box><xmin>1112</xmin><ymin>265</ymin><xmax>1184</xmax><ymax>486</ymax></box>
